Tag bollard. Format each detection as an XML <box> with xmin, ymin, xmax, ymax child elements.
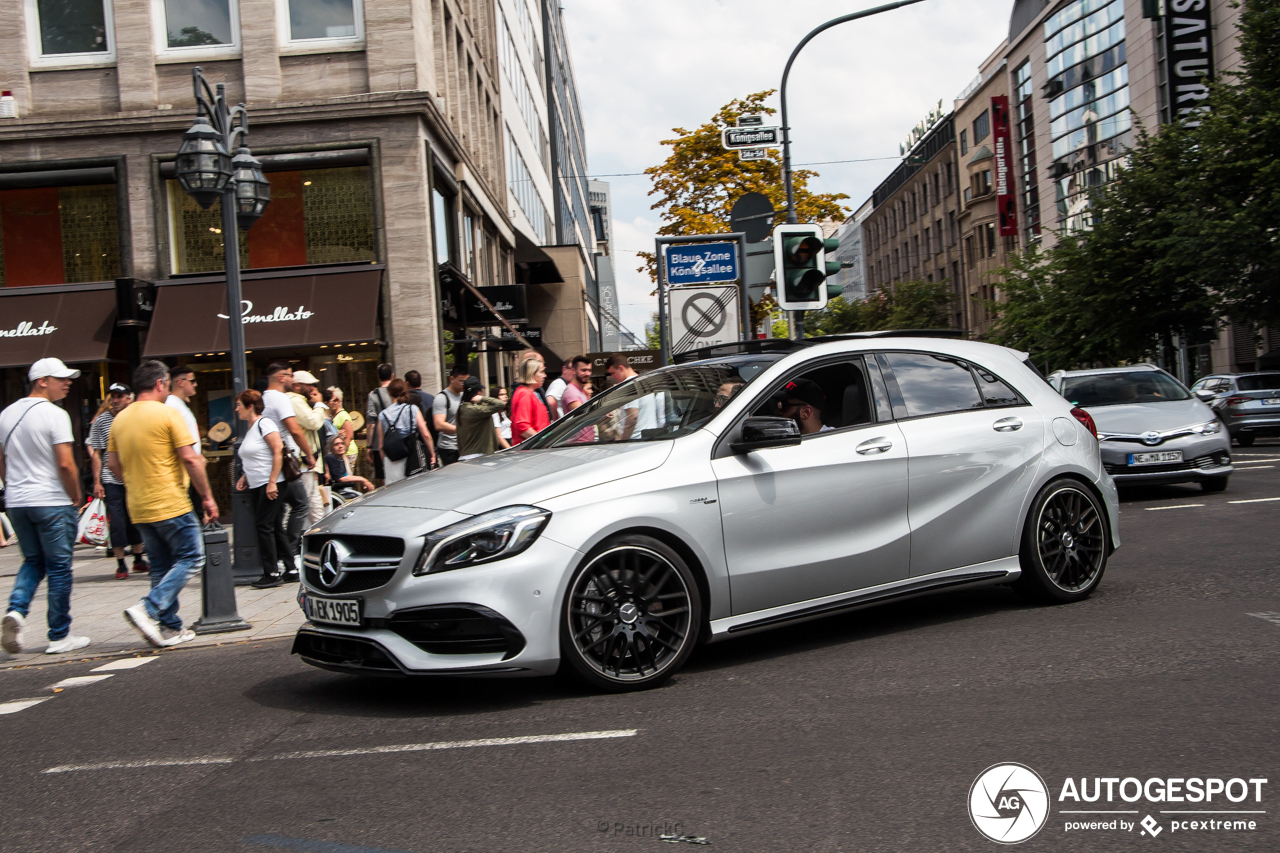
<box><xmin>192</xmin><ymin>521</ymin><xmax>252</xmax><ymax>635</ymax></box>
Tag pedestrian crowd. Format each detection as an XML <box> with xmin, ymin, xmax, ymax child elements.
<box><xmin>0</xmin><ymin>349</ymin><xmax>613</xmax><ymax>655</ymax></box>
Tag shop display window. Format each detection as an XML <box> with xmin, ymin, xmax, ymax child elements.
<box><xmin>0</xmin><ymin>184</ymin><xmax>121</xmax><ymax>287</ymax></box>
<box><xmin>169</xmin><ymin>165</ymin><xmax>376</xmax><ymax>274</ymax></box>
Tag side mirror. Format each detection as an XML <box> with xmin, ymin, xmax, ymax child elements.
<box><xmin>732</xmin><ymin>416</ymin><xmax>802</xmax><ymax>453</ymax></box>
<box><xmin>1194</xmin><ymin>389</ymin><xmax>1216</xmax><ymax>401</ymax></box>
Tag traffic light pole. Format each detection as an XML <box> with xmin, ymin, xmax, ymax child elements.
<box><xmin>777</xmin><ymin>0</ymin><xmax>927</xmax><ymax>338</ymax></box>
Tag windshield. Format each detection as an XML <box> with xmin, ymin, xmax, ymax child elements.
<box><xmin>1062</xmin><ymin>371</ymin><xmax>1191</xmax><ymax>407</ymax></box>
<box><xmin>519</xmin><ymin>356</ymin><xmax>780</xmax><ymax>450</ymax></box>
<box><xmin>1238</xmin><ymin>374</ymin><xmax>1280</xmax><ymax>392</ymax></box>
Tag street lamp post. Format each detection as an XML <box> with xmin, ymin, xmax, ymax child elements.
<box><xmin>175</xmin><ymin>66</ymin><xmax>270</xmax><ymax>633</ymax></box>
<box><xmin>777</xmin><ymin>0</ymin><xmax>927</xmax><ymax>338</ymax></box>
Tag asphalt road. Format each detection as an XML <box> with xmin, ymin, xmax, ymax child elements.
<box><xmin>3</xmin><ymin>442</ymin><xmax>1279</xmax><ymax>853</ymax></box>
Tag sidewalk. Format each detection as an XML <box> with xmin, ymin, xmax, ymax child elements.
<box><xmin>0</xmin><ymin>541</ymin><xmax>305</xmax><ymax>668</ymax></box>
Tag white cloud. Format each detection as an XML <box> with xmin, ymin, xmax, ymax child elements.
<box><xmin>559</xmin><ymin>0</ymin><xmax>1014</xmax><ymax>339</ymax></box>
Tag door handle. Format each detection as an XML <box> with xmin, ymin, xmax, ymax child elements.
<box><xmin>856</xmin><ymin>437</ymin><xmax>893</xmax><ymax>455</ymax></box>
<box><xmin>993</xmin><ymin>417</ymin><xmax>1024</xmax><ymax>432</ymax></box>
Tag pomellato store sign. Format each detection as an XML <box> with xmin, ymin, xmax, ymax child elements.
<box><xmin>217</xmin><ymin>301</ymin><xmax>315</xmax><ymax>324</ymax></box>
<box><xmin>0</xmin><ymin>320</ymin><xmax>58</xmax><ymax>338</ymax></box>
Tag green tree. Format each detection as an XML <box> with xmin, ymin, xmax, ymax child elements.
<box><xmin>989</xmin><ymin>0</ymin><xmax>1280</xmax><ymax>368</ymax></box>
<box><xmin>638</xmin><ymin>91</ymin><xmax>849</xmax><ymax>281</ymax></box>
<box><xmin>810</xmin><ymin>280</ymin><xmax>953</xmax><ymax>336</ymax></box>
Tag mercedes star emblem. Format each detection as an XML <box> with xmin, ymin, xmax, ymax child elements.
<box><xmin>318</xmin><ymin>540</ymin><xmax>352</xmax><ymax>589</ymax></box>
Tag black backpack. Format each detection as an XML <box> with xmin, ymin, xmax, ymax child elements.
<box><xmin>380</xmin><ymin>406</ymin><xmax>413</xmax><ymax>462</ymax></box>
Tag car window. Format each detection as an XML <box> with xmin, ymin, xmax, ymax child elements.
<box><xmin>1061</xmin><ymin>371</ymin><xmax>1192</xmax><ymax>406</ymax></box>
<box><xmin>751</xmin><ymin>357</ymin><xmax>876</xmax><ymax>434</ymax></box>
<box><xmin>1238</xmin><ymin>374</ymin><xmax>1280</xmax><ymax>392</ymax></box>
<box><xmin>866</xmin><ymin>357</ymin><xmax>894</xmax><ymax>422</ymax></box>
<box><xmin>1190</xmin><ymin>379</ymin><xmax>1209</xmax><ymax>391</ymax></box>
<box><xmin>881</xmin><ymin>352</ymin><xmax>984</xmax><ymax>417</ymax></box>
<box><xmin>972</xmin><ymin>366</ymin><xmax>1024</xmax><ymax>407</ymax></box>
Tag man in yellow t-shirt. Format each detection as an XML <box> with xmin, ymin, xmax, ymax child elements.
<box><xmin>108</xmin><ymin>360</ymin><xmax>219</xmax><ymax>648</ymax></box>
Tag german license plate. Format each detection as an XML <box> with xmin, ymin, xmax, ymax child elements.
<box><xmin>305</xmin><ymin>596</ymin><xmax>361</xmax><ymax>626</ymax></box>
<box><xmin>1128</xmin><ymin>450</ymin><xmax>1183</xmax><ymax>466</ymax></box>
<box><xmin>1263</xmin><ymin>398</ymin><xmax>1280</xmax><ymax>406</ymax></box>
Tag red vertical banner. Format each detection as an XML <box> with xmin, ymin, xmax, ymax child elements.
<box><xmin>991</xmin><ymin>95</ymin><xmax>1018</xmax><ymax>237</ymax></box>
<box><xmin>247</xmin><ymin>170</ymin><xmax>307</xmax><ymax>268</ymax></box>
<box><xmin>0</xmin><ymin>188</ymin><xmax>65</xmax><ymax>287</ymax></box>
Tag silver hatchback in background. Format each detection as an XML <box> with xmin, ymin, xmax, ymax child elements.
<box><xmin>1190</xmin><ymin>372</ymin><xmax>1280</xmax><ymax>447</ymax></box>
<box><xmin>1050</xmin><ymin>365</ymin><xmax>1233</xmax><ymax>491</ymax></box>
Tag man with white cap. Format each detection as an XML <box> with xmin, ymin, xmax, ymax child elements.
<box><xmin>289</xmin><ymin>369</ymin><xmax>329</xmax><ymax>528</ymax></box>
<box><xmin>0</xmin><ymin>358</ymin><xmax>90</xmax><ymax>655</ymax></box>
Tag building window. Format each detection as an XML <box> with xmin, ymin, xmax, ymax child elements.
<box><xmin>154</xmin><ymin>0</ymin><xmax>239</xmax><ymax>56</ymax></box>
<box><xmin>167</xmin><ymin>166</ymin><xmax>375</xmax><ymax>274</ymax></box>
<box><xmin>960</xmin><ymin>129</ymin><xmax>969</xmax><ymax>155</ymax></box>
<box><xmin>973</xmin><ymin>109</ymin><xmax>990</xmax><ymax>144</ymax></box>
<box><xmin>505</xmin><ymin>129</ymin><xmax>551</xmax><ymax>244</ymax></box>
<box><xmin>432</xmin><ymin>187</ymin><xmax>455</xmax><ymax>267</ymax></box>
<box><xmin>278</xmin><ymin>0</ymin><xmax>363</xmax><ymax>47</ymax></box>
<box><xmin>984</xmin><ymin>222</ymin><xmax>997</xmax><ymax>257</ymax></box>
<box><xmin>25</xmin><ymin>0</ymin><xmax>116</xmax><ymax>66</ymax></box>
<box><xmin>1</xmin><ymin>182</ymin><xmax>121</xmax><ymax>287</ymax></box>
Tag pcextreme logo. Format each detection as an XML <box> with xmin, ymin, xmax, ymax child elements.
<box><xmin>969</xmin><ymin>764</ymin><xmax>1268</xmax><ymax>843</ymax></box>
<box><xmin>969</xmin><ymin>763</ymin><xmax>1051</xmax><ymax>844</ymax></box>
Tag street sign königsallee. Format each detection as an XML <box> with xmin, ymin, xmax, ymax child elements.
<box><xmin>722</xmin><ymin>126</ymin><xmax>780</xmax><ymax>149</ymax></box>
<box><xmin>663</xmin><ymin>242</ymin><xmax>740</xmax><ymax>286</ymax></box>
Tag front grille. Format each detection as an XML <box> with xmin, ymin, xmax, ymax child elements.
<box><xmin>1106</xmin><ymin>453</ymin><xmax>1229</xmax><ymax>476</ymax></box>
<box><xmin>303</xmin><ymin>565</ymin><xmax>397</xmax><ymax>594</ymax></box>
<box><xmin>371</xmin><ymin>606</ymin><xmax>527</xmax><ymax>660</ymax></box>
<box><xmin>292</xmin><ymin>630</ymin><xmax>402</xmax><ymax>673</ymax></box>
<box><xmin>304</xmin><ymin>534</ymin><xmax>405</xmax><ymax>559</ymax></box>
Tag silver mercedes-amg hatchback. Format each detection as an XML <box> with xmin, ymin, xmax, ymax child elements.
<box><xmin>292</xmin><ymin>335</ymin><xmax>1120</xmax><ymax>691</ymax></box>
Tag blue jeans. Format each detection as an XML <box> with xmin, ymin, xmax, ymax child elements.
<box><xmin>135</xmin><ymin>512</ymin><xmax>205</xmax><ymax>631</ymax></box>
<box><xmin>6</xmin><ymin>505</ymin><xmax>78</xmax><ymax>641</ymax></box>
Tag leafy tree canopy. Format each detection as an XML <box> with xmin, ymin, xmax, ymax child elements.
<box><xmin>810</xmin><ymin>280</ymin><xmax>954</xmax><ymax>336</ymax></box>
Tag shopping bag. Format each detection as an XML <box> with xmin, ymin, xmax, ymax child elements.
<box><xmin>77</xmin><ymin>498</ymin><xmax>111</xmax><ymax>547</ymax></box>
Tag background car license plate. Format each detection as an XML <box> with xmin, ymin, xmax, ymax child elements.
<box><xmin>306</xmin><ymin>597</ymin><xmax>361</xmax><ymax>626</ymax></box>
<box><xmin>1128</xmin><ymin>450</ymin><xmax>1183</xmax><ymax>466</ymax></box>
<box><xmin>1263</xmin><ymin>398</ymin><xmax>1280</xmax><ymax>406</ymax></box>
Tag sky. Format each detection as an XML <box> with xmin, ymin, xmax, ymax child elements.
<box><xmin>557</xmin><ymin>0</ymin><xmax>1015</xmax><ymax>343</ymax></box>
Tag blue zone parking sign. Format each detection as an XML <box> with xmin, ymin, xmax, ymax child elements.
<box><xmin>664</xmin><ymin>242</ymin><xmax>739</xmax><ymax>286</ymax></box>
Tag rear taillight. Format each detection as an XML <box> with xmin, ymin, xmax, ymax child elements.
<box><xmin>1070</xmin><ymin>406</ymin><xmax>1098</xmax><ymax>439</ymax></box>
<box><xmin>1225</xmin><ymin>395</ymin><xmax>1251</xmax><ymax>407</ymax></box>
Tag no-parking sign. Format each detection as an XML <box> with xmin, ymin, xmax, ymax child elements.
<box><xmin>669</xmin><ymin>286</ymin><xmax>740</xmax><ymax>355</ymax></box>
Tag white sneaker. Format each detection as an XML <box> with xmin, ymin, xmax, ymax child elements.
<box><xmin>160</xmin><ymin>627</ymin><xmax>196</xmax><ymax>647</ymax></box>
<box><xmin>1</xmin><ymin>611</ymin><xmax>24</xmax><ymax>654</ymax></box>
<box><xmin>45</xmin><ymin>635</ymin><xmax>91</xmax><ymax>655</ymax></box>
<box><xmin>123</xmin><ymin>602</ymin><xmax>164</xmax><ymax>647</ymax></box>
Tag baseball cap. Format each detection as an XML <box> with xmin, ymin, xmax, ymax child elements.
<box><xmin>28</xmin><ymin>358</ymin><xmax>81</xmax><ymax>382</ymax></box>
<box><xmin>779</xmin><ymin>377</ymin><xmax>825</xmax><ymax>410</ymax></box>
<box><xmin>292</xmin><ymin>370</ymin><xmax>319</xmax><ymax>385</ymax></box>
<box><xmin>462</xmin><ymin>377</ymin><xmax>485</xmax><ymax>398</ymax></box>
<box><xmin>108</xmin><ymin>382</ymin><xmax>131</xmax><ymax>394</ymax></box>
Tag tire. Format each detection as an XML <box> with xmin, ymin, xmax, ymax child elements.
<box><xmin>560</xmin><ymin>535</ymin><xmax>702</xmax><ymax>692</ymax></box>
<box><xmin>1013</xmin><ymin>479</ymin><xmax>1109</xmax><ymax>604</ymax></box>
<box><xmin>1235</xmin><ymin>434</ymin><xmax>1255</xmax><ymax>447</ymax></box>
<box><xmin>1201</xmin><ymin>476</ymin><xmax>1229</xmax><ymax>493</ymax></box>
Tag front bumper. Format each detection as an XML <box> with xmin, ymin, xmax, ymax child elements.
<box><xmin>292</xmin><ymin>534</ymin><xmax>582</xmax><ymax>677</ymax></box>
<box><xmin>1100</xmin><ymin>433</ymin><xmax>1233</xmax><ymax>485</ymax></box>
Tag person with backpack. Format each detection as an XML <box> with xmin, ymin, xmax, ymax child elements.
<box><xmin>0</xmin><ymin>358</ymin><xmax>89</xmax><ymax>655</ymax></box>
<box><xmin>232</xmin><ymin>390</ymin><xmax>288</xmax><ymax>589</ymax></box>
<box><xmin>432</xmin><ymin>365</ymin><xmax>469</xmax><ymax>466</ymax></box>
<box><xmin>365</xmin><ymin>363</ymin><xmax>394</xmax><ymax>481</ymax></box>
<box><xmin>378</xmin><ymin>379</ymin><xmax>436</xmax><ymax>484</ymax></box>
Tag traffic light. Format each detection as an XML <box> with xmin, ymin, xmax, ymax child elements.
<box><xmin>772</xmin><ymin>223</ymin><xmax>841</xmax><ymax>311</ymax></box>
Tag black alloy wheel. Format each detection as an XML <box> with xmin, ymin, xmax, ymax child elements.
<box><xmin>561</xmin><ymin>535</ymin><xmax>701</xmax><ymax>691</ymax></box>
<box><xmin>1014</xmin><ymin>480</ymin><xmax>1108</xmax><ymax>603</ymax></box>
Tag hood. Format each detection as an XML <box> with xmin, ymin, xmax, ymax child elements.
<box><xmin>359</xmin><ymin>443</ymin><xmax>673</xmax><ymax>515</ymax></box>
<box><xmin>1084</xmin><ymin>398</ymin><xmax>1214</xmax><ymax>434</ymax></box>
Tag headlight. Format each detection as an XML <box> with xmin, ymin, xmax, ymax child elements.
<box><xmin>412</xmin><ymin>506</ymin><xmax>550</xmax><ymax>575</ymax></box>
<box><xmin>1191</xmin><ymin>420</ymin><xmax>1222</xmax><ymax>435</ymax></box>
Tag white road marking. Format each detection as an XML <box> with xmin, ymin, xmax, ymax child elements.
<box><xmin>51</xmin><ymin>675</ymin><xmax>114</xmax><ymax>690</ymax></box>
<box><xmin>92</xmin><ymin>657</ymin><xmax>156</xmax><ymax>672</ymax></box>
<box><xmin>42</xmin><ymin>729</ymin><xmax>639</xmax><ymax>774</ymax></box>
<box><xmin>0</xmin><ymin>698</ymin><xmax>51</xmax><ymax>715</ymax></box>
<box><xmin>1235</xmin><ymin>465</ymin><xmax>1275</xmax><ymax>470</ymax></box>
<box><xmin>1247</xmin><ymin>612</ymin><xmax>1280</xmax><ymax>626</ymax></box>
<box><xmin>1228</xmin><ymin>497</ymin><xmax>1280</xmax><ymax>504</ymax></box>
<box><xmin>1144</xmin><ymin>504</ymin><xmax>1204</xmax><ymax>511</ymax></box>
<box><xmin>1231</xmin><ymin>456</ymin><xmax>1280</xmax><ymax>462</ymax></box>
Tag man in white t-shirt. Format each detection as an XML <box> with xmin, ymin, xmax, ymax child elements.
<box><xmin>432</xmin><ymin>366</ymin><xmax>468</xmax><ymax>465</ymax></box>
<box><xmin>606</xmin><ymin>354</ymin><xmax>665</xmax><ymax>440</ymax></box>
<box><xmin>262</xmin><ymin>362</ymin><xmax>314</xmax><ymax>580</ymax></box>
<box><xmin>0</xmin><ymin>358</ymin><xmax>90</xmax><ymax>655</ymax></box>
<box><xmin>165</xmin><ymin>365</ymin><xmax>204</xmax><ymax>517</ymax></box>
<box><xmin>545</xmin><ymin>361</ymin><xmax>573</xmax><ymax>420</ymax></box>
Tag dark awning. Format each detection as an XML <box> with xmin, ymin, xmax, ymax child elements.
<box><xmin>144</xmin><ymin>265</ymin><xmax>383</xmax><ymax>357</ymax></box>
<box><xmin>0</xmin><ymin>283</ymin><xmax>116</xmax><ymax>368</ymax></box>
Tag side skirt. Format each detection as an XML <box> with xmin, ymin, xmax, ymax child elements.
<box><xmin>707</xmin><ymin>557</ymin><xmax>1021</xmax><ymax>641</ymax></box>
